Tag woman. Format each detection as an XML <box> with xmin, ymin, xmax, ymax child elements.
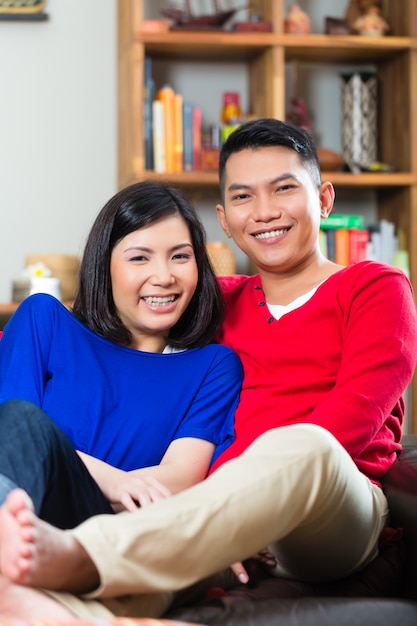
<box><xmin>0</xmin><ymin>180</ymin><xmax>242</xmax><ymax>527</ymax></box>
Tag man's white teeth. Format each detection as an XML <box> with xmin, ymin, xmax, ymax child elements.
<box><xmin>255</xmin><ymin>228</ymin><xmax>288</xmax><ymax>239</ymax></box>
<box><xmin>143</xmin><ymin>296</ymin><xmax>176</xmax><ymax>305</ymax></box>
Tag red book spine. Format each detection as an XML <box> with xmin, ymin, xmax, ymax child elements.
<box><xmin>349</xmin><ymin>229</ymin><xmax>369</xmax><ymax>264</ymax></box>
<box><xmin>192</xmin><ymin>106</ymin><xmax>202</xmax><ymax>171</ymax></box>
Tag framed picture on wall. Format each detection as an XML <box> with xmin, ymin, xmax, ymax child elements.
<box><xmin>0</xmin><ymin>0</ymin><xmax>48</xmax><ymax>20</ymax></box>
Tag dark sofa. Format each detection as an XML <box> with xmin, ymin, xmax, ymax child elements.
<box><xmin>165</xmin><ymin>434</ymin><xmax>417</xmax><ymax>626</ymax></box>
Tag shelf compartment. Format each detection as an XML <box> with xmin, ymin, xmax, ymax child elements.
<box><xmin>130</xmin><ymin>168</ymin><xmax>417</xmax><ymax>189</ymax></box>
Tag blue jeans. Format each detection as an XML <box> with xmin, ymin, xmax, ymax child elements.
<box><xmin>0</xmin><ymin>399</ymin><xmax>114</xmax><ymax>528</ymax></box>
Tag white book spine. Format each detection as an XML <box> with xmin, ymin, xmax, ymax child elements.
<box><xmin>152</xmin><ymin>99</ymin><xmax>165</xmax><ymax>173</ymax></box>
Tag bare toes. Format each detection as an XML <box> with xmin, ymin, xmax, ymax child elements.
<box><xmin>5</xmin><ymin>489</ymin><xmax>34</xmax><ymax>517</ymax></box>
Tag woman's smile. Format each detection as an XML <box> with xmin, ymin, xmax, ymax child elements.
<box><xmin>110</xmin><ymin>215</ymin><xmax>198</xmax><ymax>351</ymax></box>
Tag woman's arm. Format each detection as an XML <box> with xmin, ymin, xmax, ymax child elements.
<box><xmin>78</xmin><ymin>436</ymin><xmax>215</xmax><ymax>511</ymax></box>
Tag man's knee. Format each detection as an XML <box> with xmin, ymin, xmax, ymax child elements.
<box><xmin>249</xmin><ymin>423</ymin><xmax>340</xmax><ymax>457</ymax></box>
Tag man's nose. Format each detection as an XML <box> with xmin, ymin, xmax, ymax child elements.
<box><xmin>252</xmin><ymin>195</ymin><xmax>282</xmax><ymax>221</ymax></box>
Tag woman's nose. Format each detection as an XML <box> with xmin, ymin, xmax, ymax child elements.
<box><xmin>150</xmin><ymin>262</ymin><xmax>174</xmax><ymax>286</ymax></box>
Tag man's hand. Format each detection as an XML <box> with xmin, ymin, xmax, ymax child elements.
<box><xmin>231</xmin><ymin>548</ymin><xmax>277</xmax><ymax>583</ymax></box>
<box><xmin>230</xmin><ymin>561</ymin><xmax>249</xmax><ymax>584</ymax></box>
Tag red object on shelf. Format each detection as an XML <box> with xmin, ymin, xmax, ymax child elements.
<box><xmin>221</xmin><ymin>92</ymin><xmax>241</xmax><ymax>124</ymax></box>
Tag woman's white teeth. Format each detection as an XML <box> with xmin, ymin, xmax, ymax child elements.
<box><xmin>144</xmin><ymin>296</ymin><xmax>176</xmax><ymax>305</ymax></box>
<box><xmin>255</xmin><ymin>228</ymin><xmax>288</xmax><ymax>239</ymax></box>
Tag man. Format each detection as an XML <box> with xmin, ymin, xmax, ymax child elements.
<box><xmin>1</xmin><ymin>118</ymin><xmax>416</xmax><ymax>619</ymax></box>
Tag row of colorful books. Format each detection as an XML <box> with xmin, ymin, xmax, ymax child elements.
<box><xmin>144</xmin><ymin>58</ymin><xmax>202</xmax><ymax>173</ymax></box>
<box><xmin>319</xmin><ymin>214</ymin><xmax>409</xmax><ymax>275</ymax></box>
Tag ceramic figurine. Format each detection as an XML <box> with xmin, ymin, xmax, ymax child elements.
<box><xmin>284</xmin><ymin>4</ymin><xmax>311</xmax><ymax>34</ymax></box>
<box><xmin>352</xmin><ymin>4</ymin><xmax>390</xmax><ymax>37</ymax></box>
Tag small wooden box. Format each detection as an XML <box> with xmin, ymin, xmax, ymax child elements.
<box><xmin>200</xmin><ymin>147</ymin><xmax>220</xmax><ymax>172</ymax></box>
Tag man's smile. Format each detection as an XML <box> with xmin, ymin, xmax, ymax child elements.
<box><xmin>253</xmin><ymin>227</ymin><xmax>291</xmax><ymax>240</ymax></box>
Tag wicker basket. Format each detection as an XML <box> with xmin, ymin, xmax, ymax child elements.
<box><xmin>206</xmin><ymin>241</ymin><xmax>236</xmax><ymax>276</ymax></box>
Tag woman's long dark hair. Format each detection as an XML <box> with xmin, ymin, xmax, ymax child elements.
<box><xmin>72</xmin><ymin>181</ymin><xmax>224</xmax><ymax>349</ymax></box>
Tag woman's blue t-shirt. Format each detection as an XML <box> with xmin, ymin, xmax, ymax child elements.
<box><xmin>0</xmin><ymin>295</ymin><xmax>242</xmax><ymax>470</ymax></box>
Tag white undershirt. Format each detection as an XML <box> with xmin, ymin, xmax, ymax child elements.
<box><xmin>163</xmin><ymin>345</ymin><xmax>185</xmax><ymax>354</ymax></box>
<box><xmin>267</xmin><ymin>283</ymin><xmax>324</xmax><ymax>321</ymax></box>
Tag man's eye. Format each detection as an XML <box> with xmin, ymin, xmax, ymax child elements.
<box><xmin>231</xmin><ymin>193</ymin><xmax>249</xmax><ymax>201</ymax></box>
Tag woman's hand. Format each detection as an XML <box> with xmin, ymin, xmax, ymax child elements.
<box><xmin>77</xmin><ymin>451</ymin><xmax>172</xmax><ymax>511</ymax></box>
<box><xmin>106</xmin><ymin>471</ymin><xmax>172</xmax><ymax>511</ymax></box>
<box><xmin>78</xmin><ymin>437</ymin><xmax>215</xmax><ymax>512</ymax></box>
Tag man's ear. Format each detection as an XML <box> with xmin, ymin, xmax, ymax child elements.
<box><xmin>216</xmin><ymin>204</ymin><xmax>232</xmax><ymax>238</ymax></box>
<box><xmin>319</xmin><ymin>181</ymin><xmax>335</xmax><ymax>219</ymax></box>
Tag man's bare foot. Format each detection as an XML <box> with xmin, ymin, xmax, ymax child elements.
<box><xmin>0</xmin><ymin>488</ymin><xmax>100</xmax><ymax>593</ymax></box>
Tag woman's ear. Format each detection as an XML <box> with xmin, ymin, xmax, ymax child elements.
<box><xmin>319</xmin><ymin>181</ymin><xmax>335</xmax><ymax>219</ymax></box>
<box><xmin>216</xmin><ymin>204</ymin><xmax>232</xmax><ymax>238</ymax></box>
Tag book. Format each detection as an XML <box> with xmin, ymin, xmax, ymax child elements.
<box><xmin>182</xmin><ymin>101</ymin><xmax>194</xmax><ymax>172</ymax></box>
<box><xmin>318</xmin><ymin>229</ymin><xmax>327</xmax><ymax>258</ymax></box>
<box><xmin>334</xmin><ymin>228</ymin><xmax>350</xmax><ymax>265</ymax></box>
<box><xmin>367</xmin><ymin>226</ymin><xmax>381</xmax><ymax>262</ymax></box>
<box><xmin>367</xmin><ymin>219</ymin><xmax>397</xmax><ymax>265</ymax></box>
<box><xmin>349</xmin><ymin>229</ymin><xmax>369</xmax><ymax>264</ymax></box>
<box><xmin>320</xmin><ymin>214</ymin><xmax>364</xmax><ymax>230</ymax></box>
<box><xmin>325</xmin><ymin>229</ymin><xmax>336</xmax><ymax>262</ymax></box>
<box><xmin>379</xmin><ymin>218</ymin><xmax>397</xmax><ymax>265</ymax></box>
<box><xmin>173</xmin><ymin>92</ymin><xmax>183</xmax><ymax>173</ymax></box>
<box><xmin>156</xmin><ymin>84</ymin><xmax>175</xmax><ymax>173</ymax></box>
<box><xmin>320</xmin><ymin>214</ymin><xmax>369</xmax><ymax>265</ymax></box>
<box><xmin>152</xmin><ymin>99</ymin><xmax>165</xmax><ymax>173</ymax></box>
<box><xmin>143</xmin><ymin>56</ymin><xmax>154</xmax><ymax>170</ymax></box>
<box><xmin>192</xmin><ymin>106</ymin><xmax>202</xmax><ymax>171</ymax></box>
<box><xmin>393</xmin><ymin>250</ymin><xmax>410</xmax><ymax>278</ymax></box>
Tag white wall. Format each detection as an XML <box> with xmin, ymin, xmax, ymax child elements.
<box><xmin>0</xmin><ymin>0</ymin><xmax>117</xmax><ymax>302</ymax></box>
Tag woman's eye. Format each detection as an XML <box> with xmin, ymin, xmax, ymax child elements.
<box><xmin>129</xmin><ymin>255</ymin><xmax>148</xmax><ymax>262</ymax></box>
<box><xmin>172</xmin><ymin>253</ymin><xmax>191</xmax><ymax>261</ymax></box>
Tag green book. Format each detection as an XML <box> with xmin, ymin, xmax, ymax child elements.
<box><xmin>320</xmin><ymin>214</ymin><xmax>364</xmax><ymax>230</ymax></box>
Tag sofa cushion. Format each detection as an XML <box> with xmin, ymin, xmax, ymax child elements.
<box><xmin>167</xmin><ymin>597</ymin><xmax>417</xmax><ymax>626</ymax></box>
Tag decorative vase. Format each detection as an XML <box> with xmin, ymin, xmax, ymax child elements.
<box><xmin>206</xmin><ymin>241</ymin><xmax>236</xmax><ymax>276</ymax></box>
<box><xmin>340</xmin><ymin>70</ymin><xmax>378</xmax><ymax>172</ymax></box>
<box><xmin>29</xmin><ymin>276</ymin><xmax>62</xmax><ymax>300</ymax></box>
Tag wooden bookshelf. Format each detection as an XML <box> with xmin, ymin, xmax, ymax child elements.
<box><xmin>118</xmin><ymin>0</ymin><xmax>417</xmax><ymax>432</ymax></box>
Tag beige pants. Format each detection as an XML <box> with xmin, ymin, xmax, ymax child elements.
<box><xmin>50</xmin><ymin>424</ymin><xmax>388</xmax><ymax>619</ymax></box>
